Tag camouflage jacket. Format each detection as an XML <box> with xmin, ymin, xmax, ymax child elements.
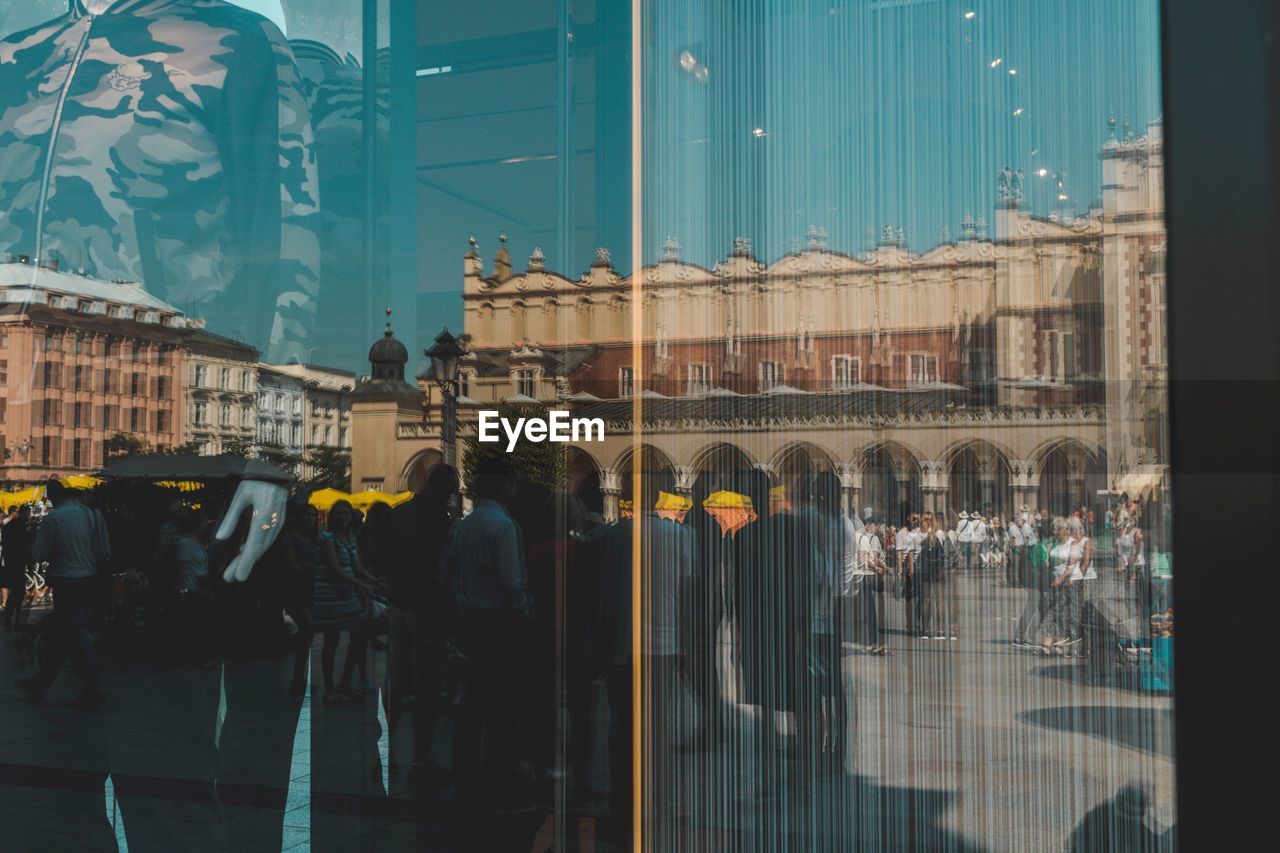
<box><xmin>0</xmin><ymin>0</ymin><xmax>320</xmax><ymax>361</ymax></box>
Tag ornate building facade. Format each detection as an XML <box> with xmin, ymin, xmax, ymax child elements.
<box><xmin>2</xmin><ymin>260</ymin><xmax>196</xmax><ymax>482</ymax></box>
<box><xmin>355</xmin><ymin>121</ymin><xmax>1168</xmax><ymax>521</ymax></box>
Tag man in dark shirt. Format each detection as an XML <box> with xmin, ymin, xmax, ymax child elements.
<box><xmin>386</xmin><ymin>464</ymin><xmax>459</xmax><ymax>787</ymax></box>
<box><xmin>20</xmin><ymin>479</ymin><xmax>111</xmax><ymax>709</ymax></box>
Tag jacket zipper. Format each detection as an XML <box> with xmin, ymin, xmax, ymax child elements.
<box><xmin>34</xmin><ymin>15</ymin><xmax>96</xmax><ymax>263</ymax></box>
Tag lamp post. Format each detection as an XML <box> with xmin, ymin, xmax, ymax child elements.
<box><xmin>427</xmin><ymin>328</ymin><xmax>465</xmax><ymax>467</ymax></box>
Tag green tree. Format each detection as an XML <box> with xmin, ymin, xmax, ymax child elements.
<box><xmin>305</xmin><ymin>445</ymin><xmax>351</xmax><ymax>490</ymax></box>
<box><xmin>221</xmin><ymin>437</ymin><xmax>253</xmax><ymax>457</ymax></box>
<box><xmin>165</xmin><ymin>439</ymin><xmax>204</xmax><ymax>455</ymax></box>
<box><xmin>104</xmin><ymin>432</ymin><xmax>148</xmax><ymax>460</ymax></box>
<box><xmin>460</xmin><ymin>402</ymin><xmax>566</xmax><ymax>497</ymax></box>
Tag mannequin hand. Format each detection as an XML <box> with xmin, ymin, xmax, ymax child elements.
<box><xmin>216</xmin><ymin>481</ymin><xmax>289</xmax><ymax>583</ymax></box>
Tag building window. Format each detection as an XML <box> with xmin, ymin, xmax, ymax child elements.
<box><xmin>194</xmin><ymin>402</ymin><xmax>208</xmax><ymax>425</ymax></box>
<box><xmin>41</xmin><ymin>436</ymin><xmax>55</xmax><ymax>466</ymax></box>
<box><xmin>102</xmin><ymin>369</ymin><xmax>114</xmax><ymax>394</ymax></box>
<box><xmin>759</xmin><ymin>360</ymin><xmax>783</xmax><ymax>392</ymax></box>
<box><xmin>618</xmin><ymin>366</ymin><xmax>634</xmax><ymax>398</ymax></box>
<box><xmin>43</xmin><ymin>330</ymin><xmax>57</xmax><ymax>352</ymax></box>
<box><xmin>131</xmin><ymin>372</ymin><xmax>143</xmax><ymax>396</ymax></box>
<box><xmin>220</xmin><ymin>404</ymin><xmax>232</xmax><ymax>426</ymax></box>
<box><xmin>72</xmin><ymin>438</ymin><xmax>86</xmax><ymax>468</ymax></box>
<box><xmin>220</xmin><ymin>367</ymin><xmax>231</xmax><ymax>389</ymax></box>
<box><xmin>687</xmin><ymin>363</ymin><xmax>712</xmax><ymax>395</ymax></box>
<box><xmin>42</xmin><ymin>361</ymin><xmax>59</xmax><ymax>389</ymax></box>
<box><xmin>41</xmin><ymin>400</ymin><xmax>59</xmax><ymax>426</ymax></box>
<box><xmin>0</xmin><ymin>360</ymin><xmax>6</xmax><ymax>385</ymax></box>
<box><xmin>324</xmin><ymin>425</ymin><xmax>332</xmax><ymax>445</ymax></box>
<box><xmin>74</xmin><ymin>365</ymin><xmax>85</xmax><ymax>391</ymax></box>
<box><xmin>516</xmin><ymin>369</ymin><xmax>537</xmax><ymax>398</ymax></box>
<box><xmin>241</xmin><ymin>407</ymin><xmax>252</xmax><ymax>428</ymax></box>
<box><xmin>311</xmin><ymin>425</ymin><xmax>320</xmax><ymax>444</ymax></box>
<box><xmin>130</xmin><ymin>408</ymin><xmax>143</xmax><ymax>432</ymax></box>
<box><xmin>458</xmin><ymin>372</ymin><xmax>472</xmax><ymax>399</ymax></box>
<box><xmin>832</xmin><ymin>355</ymin><xmax>861</xmax><ymax>389</ymax></box>
<box><xmin>339</xmin><ymin>427</ymin><xmax>348</xmax><ymax>447</ymax></box>
<box><xmin>101</xmin><ymin>405</ymin><xmax>114</xmax><ymax>430</ymax></box>
<box><xmin>131</xmin><ymin>343</ymin><xmax>141</xmax><ymax>362</ymax></box>
<box><xmin>157</xmin><ymin>411</ymin><xmax>168</xmax><ymax>433</ymax></box>
<box><xmin>908</xmin><ymin>354</ymin><xmax>938</xmax><ymax>386</ymax></box>
<box><xmin>240</xmin><ymin>370</ymin><xmax>250</xmax><ymax>392</ymax></box>
<box><xmin>73</xmin><ymin>403</ymin><xmax>85</xmax><ymax>428</ymax></box>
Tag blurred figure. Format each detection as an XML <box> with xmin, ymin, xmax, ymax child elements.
<box><xmin>441</xmin><ymin>454</ymin><xmax>533</xmax><ymax>812</ymax></box>
<box><xmin>386</xmin><ymin>463</ymin><xmax>459</xmax><ymax>788</ymax></box>
<box><xmin>1066</xmin><ymin>783</ymin><xmax>1171</xmax><ymax>852</ymax></box>
<box><xmin>597</xmin><ymin>470</ymin><xmax>696</xmax><ymax>844</ymax></box>
<box><xmin>918</xmin><ymin>516</ymin><xmax>955</xmax><ymax>641</ymax></box>
<box><xmin>314</xmin><ymin>500</ymin><xmax>373</xmax><ymax>702</ymax></box>
<box><xmin>19</xmin><ymin>479</ymin><xmax>110</xmax><ymax>709</ymax></box>
<box><xmin>801</xmin><ymin>471</ymin><xmax>846</xmax><ymax>772</ymax></box>
<box><xmin>2</xmin><ymin>504</ymin><xmax>32</xmax><ymax>629</ymax></box>
<box><xmin>281</xmin><ymin>503</ymin><xmax>321</xmax><ymax>694</ymax></box>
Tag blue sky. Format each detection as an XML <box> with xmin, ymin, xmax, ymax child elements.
<box><xmin>415</xmin><ymin>0</ymin><xmax>1162</xmax><ymax>339</ymax></box>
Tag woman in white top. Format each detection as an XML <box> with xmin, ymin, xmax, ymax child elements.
<box><xmin>1040</xmin><ymin>520</ymin><xmax>1076</xmax><ymax>655</ymax></box>
<box><xmin>848</xmin><ymin>521</ymin><xmax>886</xmax><ymax>654</ymax></box>
<box><xmin>1054</xmin><ymin>518</ymin><xmax>1095</xmax><ymax>657</ymax></box>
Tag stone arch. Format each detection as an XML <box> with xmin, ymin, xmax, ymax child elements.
<box><xmin>612</xmin><ymin>443</ymin><xmax>676</xmax><ymax>506</ymax></box>
<box><xmin>857</xmin><ymin>439</ymin><xmax>923</xmax><ymax>525</ymax></box>
<box><xmin>772</xmin><ymin>441</ymin><xmax>837</xmax><ymax>507</ymax></box>
<box><xmin>401</xmin><ymin>448</ymin><xmax>443</xmax><ymax>494</ymax></box>
<box><xmin>943</xmin><ymin>437</ymin><xmax>1013</xmax><ymax>521</ymax></box>
<box><xmin>563</xmin><ymin>445</ymin><xmax>603</xmax><ymax>515</ymax></box>
<box><xmin>1033</xmin><ymin>437</ymin><xmax>1107</xmax><ymax>517</ymax></box>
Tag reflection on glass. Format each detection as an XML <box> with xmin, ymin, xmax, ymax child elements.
<box><xmin>0</xmin><ymin>1</ymin><xmax>1175</xmax><ymax>851</ymax></box>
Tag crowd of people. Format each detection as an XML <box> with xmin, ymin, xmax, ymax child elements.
<box><xmin>0</xmin><ymin>466</ymin><xmax>1169</xmax><ymax>849</ymax></box>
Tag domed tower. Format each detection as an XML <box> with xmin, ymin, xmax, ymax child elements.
<box><xmin>368</xmin><ymin>308</ymin><xmax>410</xmax><ymax>382</ymax></box>
<box><xmin>350</xmin><ymin>309</ymin><xmax>424</xmax><ymax>491</ymax></box>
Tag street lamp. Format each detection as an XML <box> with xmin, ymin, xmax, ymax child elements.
<box><xmin>426</xmin><ymin>328</ymin><xmax>465</xmax><ymax>467</ymax></box>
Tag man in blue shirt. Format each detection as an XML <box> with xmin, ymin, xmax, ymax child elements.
<box><xmin>19</xmin><ymin>479</ymin><xmax>111</xmax><ymax>709</ymax></box>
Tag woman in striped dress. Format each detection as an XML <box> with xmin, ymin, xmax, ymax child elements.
<box><xmin>314</xmin><ymin>500</ymin><xmax>371</xmax><ymax>703</ymax></box>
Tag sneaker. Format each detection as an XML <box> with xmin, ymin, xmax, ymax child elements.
<box><xmin>932</xmin><ymin>635</ymin><xmax>946</xmax><ymax>640</ymax></box>
<box><xmin>949</xmin><ymin>635</ymin><xmax>959</xmax><ymax>641</ymax></box>
<box><xmin>917</xmin><ymin>635</ymin><xmax>930</xmax><ymax>640</ymax></box>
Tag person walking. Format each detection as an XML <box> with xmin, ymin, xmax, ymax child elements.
<box><xmin>281</xmin><ymin>504</ymin><xmax>322</xmax><ymax>695</ymax></box>
<box><xmin>440</xmin><ymin>455</ymin><xmax>533</xmax><ymax>812</ymax></box>
<box><xmin>2</xmin><ymin>505</ymin><xmax>32</xmax><ymax>630</ymax></box>
<box><xmin>18</xmin><ymin>479</ymin><xmax>111</xmax><ymax>709</ymax></box>
<box><xmin>1061</xmin><ymin>518</ymin><xmax>1096</xmax><ymax>659</ymax></box>
<box><xmin>1007</xmin><ymin>515</ymin><xmax>1026</xmax><ymax>590</ymax></box>
<box><xmin>918</xmin><ymin>518</ymin><xmax>955</xmax><ymax>641</ymax></box>
<box><xmin>956</xmin><ymin>511</ymin><xmax>974</xmax><ymax>571</ymax></box>
<box><xmin>1013</xmin><ymin>515</ymin><xmax>1050</xmax><ymax>649</ymax></box>
<box><xmin>313</xmin><ymin>500</ymin><xmax>373</xmax><ymax>703</ymax></box>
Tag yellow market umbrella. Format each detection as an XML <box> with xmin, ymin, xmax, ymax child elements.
<box><xmin>60</xmin><ymin>475</ymin><xmax>104</xmax><ymax>490</ymax></box>
<box><xmin>308</xmin><ymin>487</ymin><xmax>351</xmax><ymax>511</ymax></box>
<box><xmin>156</xmin><ymin>480</ymin><xmax>204</xmax><ymax>492</ymax></box>
<box><xmin>768</xmin><ymin>484</ymin><xmax>792</xmax><ymax>516</ymax></box>
<box><xmin>655</xmin><ymin>490</ymin><xmax>692</xmax><ymax>523</ymax></box>
<box><xmin>347</xmin><ymin>489</ymin><xmax>413</xmax><ymax>512</ymax></box>
<box><xmin>4</xmin><ymin>486</ymin><xmax>46</xmax><ymax>506</ymax></box>
<box><xmin>703</xmin><ymin>490</ymin><xmax>758</xmax><ymax>538</ymax></box>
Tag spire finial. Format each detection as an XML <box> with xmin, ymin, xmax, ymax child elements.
<box><xmin>384</xmin><ymin>307</ymin><xmax>393</xmax><ymax>337</ymax></box>
<box><xmin>499</xmin><ymin>231</ymin><xmax>507</xmax><ymax>244</ymax></box>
